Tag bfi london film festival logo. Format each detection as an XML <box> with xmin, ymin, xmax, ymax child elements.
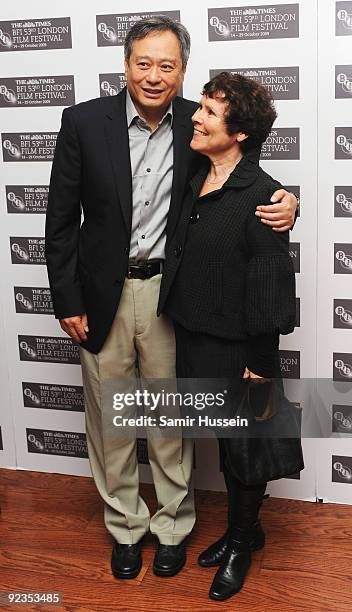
<box><xmin>334</xmin><ymin>299</ymin><xmax>352</xmax><ymax>329</ymax></box>
<box><xmin>335</xmin><ymin>128</ymin><xmax>352</xmax><ymax>159</ymax></box>
<box><xmin>99</xmin><ymin>73</ymin><xmax>127</xmax><ymax>97</ymax></box>
<box><xmin>332</xmin><ymin>405</ymin><xmax>352</xmax><ymax>434</ymax></box>
<box><xmin>0</xmin><ymin>75</ymin><xmax>75</xmax><ymax>107</ymax></box>
<box><xmin>26</xmin><ymin>428</ymin><xmax>88</xmax><ymax>459</ymax></box>
<box><xmin>261</xmin><ymin>129</ymin><xmax>300</xmax><ymax>160</ymax></box>
<box><xmin>0</xmin><ymin>17</ymin><xmax>72</xmax><ymax>52</ymax></box>
<box><xmin>18</xmin><ymin>335</ymin><xmax>80</xmax><ymax>365</ymax></box>
<box><xmin>208</xmin><ymin>4</ymin><xmax>299</xmax><ymax>42</ymax></box>
<box><xmin>96</xmin><ymin>11</ymin><xmax>180</xmax><ymax>47</ymax></box>
<box><xmin>6</xmin><ymin>185</ymin><xmax>48</xmax><ymax>214</ymax></box>
<box><xmin>332</xmin><ymin>455</ymin><xmax>352</xmax><ymax>484</ymax></box>
<box><xmin>210</xmin><ymin>67</ymin><xmax>299</xmax><ymax>100</ymax></box>
<box><xmin>335</xmin><ymin>65</ymin><xmax>352</xmax><ymax>98</ymax></box>
<box><xmin>22</xmin><ymin>382</ymin><xmax>84</xmax><ymax>412</ymax></box>
<box><xmin>2</xmin><ymin>133</ymin><xmax>57</xmax><ymax>162</ymax></box>
<box><xmin>333</xmin><ymin>352</ymin><xmax>352</xmax><ymax>381</ymax></box>
<box><xmin>336</xmin><ymin>2</ymin><xmax>352</xmax><ymax>36</ymax></box>
<box><xmin>14</xmin><ymin>287</ymin><xmax>53</xmax><ymax>315</ymax></box>
<box><xmin>279</xmin><ymin>350</ymin><xmax>300</xmax><ymax>379</ymax></box>
<box><xmin>10</xmin><ymin>238</ymin><xmax>45</xmax><ymax>265</ymax></box>
<box><xmin>334</xmin><ymin>187</ymin><xmax>352</xmax><ymax>217</ymax></box>
<box><xmin>334</xmin><ymin>244</ymin><xmax>352</xmax><ymax>274</ymax></box>
<box><xmin>289</xmin><ymin>242</ymin><xmax>300</xmax><ymax>273</ymax></box>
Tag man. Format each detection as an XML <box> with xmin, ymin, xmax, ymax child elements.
<box><xmin>45</xmin><ymin>16</ymin><xmax>297</xmax><ymax>580</ymax></box>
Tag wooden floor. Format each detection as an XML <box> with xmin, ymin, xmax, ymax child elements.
<box><xmin>0</xmin><ymin>469</ymin><xmax>351</xmax><ymax>612</ymax></box>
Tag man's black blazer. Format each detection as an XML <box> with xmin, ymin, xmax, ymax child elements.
<box><xmin>45</xmin><ymin>87</ymin><xmax>198</xmax><ymax>353</ymax></box>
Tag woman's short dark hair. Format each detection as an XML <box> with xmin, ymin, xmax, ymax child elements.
<box><xmin>124</xmin><ymin>16</ymin><xmax>190</xmax><ymax>69</ymax></box>
<box><xmin>202</xmin><ymin>72</ymin><xmax>277</xmax><ymax>153</ymax></box>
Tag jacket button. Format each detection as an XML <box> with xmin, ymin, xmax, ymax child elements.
<box><xmin>124</xmin><ymin>247</ymin><xmax>129</xmax><ymax>255</ymax></box>
<box><xmin>190</xmin><ymin>212</ymin><xmax>200</xmax><ymax>224</ymax></box>
<box><xmin>174</xmin><ymin>245</ymin><xmax>182</xmax><ymax>258</ymax></box>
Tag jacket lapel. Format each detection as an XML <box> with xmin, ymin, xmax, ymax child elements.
<box><xmin>104</xmin><ymin>88</ymin><xmax>132</xmax><ymax>235</ymax></box>
<box><xmin>165</xmin><ymin>97</ymin><xmax>195</xmax><ymax>242</ymax></box>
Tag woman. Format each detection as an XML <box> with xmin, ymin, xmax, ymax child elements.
<box><xmin>160</xmin><ymin>72</ymin><xmax>297</xmax><ymax>601</ymax></box>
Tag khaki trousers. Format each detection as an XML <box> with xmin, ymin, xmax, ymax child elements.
<box><xmin>80</xmin><ymin>274</ymin><xmax>195</xmax><ymax>544</ymax></box>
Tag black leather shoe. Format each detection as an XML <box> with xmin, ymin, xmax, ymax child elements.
<box><xmin>153</xmin><ymin>542</ymin><xmax>186</xmax><ymax>577</ymax></box>
<box><xmin>111</xmin><ymin>541</ymin><xmax>143</xmax><ymax>579</ymax></box>
<box><xmin>208</xmin><ymin>474</ymin><xmax>267</xmax><ymax>600</ymax></box>
<box><xmin>198</xmin><ymin>520</ymin><xmax>265</xmax><ymax>568</ymax></box>
<box><xmin>209</xmin><ymin>538</ymin><xmax>251</xmax><ymax>601</ymax></box>
<box><xmin>198</xmin><ymin>531</ymin><xmax>229</xmax><ymax>568</ymax></box>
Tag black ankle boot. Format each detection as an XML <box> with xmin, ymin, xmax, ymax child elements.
<box><xmin>198</xmin><ymin>520</ymin><xmax>265</xmax><ymax>567</ymax></box>
<box><xmin>199</xmin><ymin>461</ymin><xmax>266</xmax><ymax>568</ymax></box>
<box><xmin>209</xmin><ymin>475</ymin><xmax>266</xmax><ymax>601</ymax></box>
<box><xmin>209</xmin><ymin>528</ymin><xmax>251</xmax><ymax>600</ymax></box>
<box><xmin>198</xmin><ymin>531</ymin><xmax>229</xmax><ymax>568</ymax></box>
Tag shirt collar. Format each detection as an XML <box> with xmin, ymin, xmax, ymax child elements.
<box><xmin>126</xmin><ymin>88</ymin><xmax>173</xmax><ymax>129</ymax></box>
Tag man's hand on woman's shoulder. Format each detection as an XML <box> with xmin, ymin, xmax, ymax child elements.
<box><xmin>255</xmin><ymin>189</ymin><xmax>298</xmax><ymax>232</ymax></box>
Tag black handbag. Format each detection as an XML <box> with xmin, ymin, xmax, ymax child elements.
<box><xmin>223</xmin><ymin>379</ymin><xmax>305</xmax><ymax>486</ymax></box>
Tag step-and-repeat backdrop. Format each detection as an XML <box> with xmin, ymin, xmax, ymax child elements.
<box><xmin>0</xmin><ymin>0</ymin><xmax>351</xmax><ymax>504</ymax></box>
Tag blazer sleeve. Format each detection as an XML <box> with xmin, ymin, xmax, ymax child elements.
<box><xmin>244</xmin><ymin>188</ymin><xmax>296</xmax><ymax>378</ymax></box>
<box><xmin>45</xmin><ymin>107</ymin><xmax>85</xmax><ymax>319</ymax></box>
<box><xmin>261</xmin><ymin>171</ymin><xmax>299</xmax><ymax>231</ymax></box>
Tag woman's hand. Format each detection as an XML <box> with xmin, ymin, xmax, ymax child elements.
<box><xmin>243</xmin><ymin>367</ymin><xmax>267</xmax><ymax>380</ymax></box>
